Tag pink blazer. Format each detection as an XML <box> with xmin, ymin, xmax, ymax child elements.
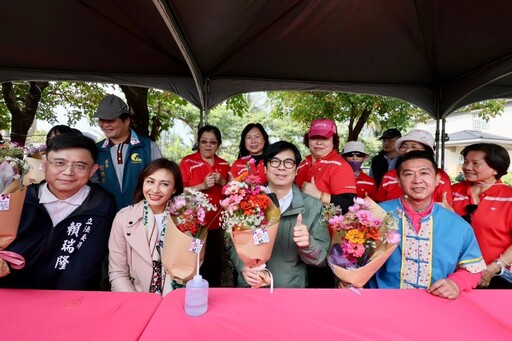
<box><xmin>108</xmin><ymin>201</ymin><xmax>154</xmax><ymax>292</ymax></box>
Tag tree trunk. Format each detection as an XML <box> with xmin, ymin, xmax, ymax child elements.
<box><xmin>2</xmin><ymin>81</ymin><xmax>49</xmax><ymax>145</ymax></box>
<box><xmin>149</xmin><ymin>101</ymin><xmax>164</xmax><ymax>141</ymax></box>
<box><xmin>347</xmin><ymin>107</ymin><xmax>372</xmax><ymax>142</ymax></box>
<box><xmin>120</xmin><ymin>85</ymin><xmax>151</xmax><ymax>139</ymax></box>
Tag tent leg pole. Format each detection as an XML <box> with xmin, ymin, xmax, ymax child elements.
<box><xmin>441</xmin><ymin>118</ymin><xmax>446</xmax><ymax>170</ymax></box>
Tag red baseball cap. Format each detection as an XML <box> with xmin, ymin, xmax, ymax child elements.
<box><xmin>308</xmin><ymin>119</ymin><xmax>337</xmax><ymax>138</ymax></box>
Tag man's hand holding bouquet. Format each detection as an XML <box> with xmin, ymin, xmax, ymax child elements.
<box><xmin>221</xmin><ymin>169</ymin><xmax>280</xmax><ymax>290</ymax></box>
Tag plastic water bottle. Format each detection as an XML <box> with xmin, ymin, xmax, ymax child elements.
<box><xmin>185</xmin><ymin>274</ymin><xmax>208</xmax><ymax>316</ymax></box>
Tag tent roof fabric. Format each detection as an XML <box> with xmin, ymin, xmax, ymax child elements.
<box><xmin>2</xmin><ymin>0</ymin><xmax>512</xmax><ymax>117</ymax></box>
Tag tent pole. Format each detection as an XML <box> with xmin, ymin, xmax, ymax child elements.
<box><xmin>435</xmin><ymin>118</ymin><xmax>440</xmax><ymax>164</ymax></box>
<box><xmin>434</xmin><ymin>88</ymin><xmax>441</xmax><ymax>165</ymax></box>
<box><xmin>441</xmin><ymin>118</ymin><xmax>446</xmax><ymax>169</ymax></box>
<box><xmin>203</xmin><ymin>79</ymin><xmax>209</xmax><ymax>125</ymax></box>
<box><xmin>152</xmin><ymin>0</ymin><xmax>206</xmax><ymax>111</ymax></box>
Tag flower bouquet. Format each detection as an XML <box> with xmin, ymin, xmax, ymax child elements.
<box><xmin>221</xmin><ymin>171</ymin><xmax>280</xmax><ymax>287</ymax></box>
<box><xmin>0</xmin><ymin>141</ymin><xmax>26</xmax><ymax>194</ymax></box>
<box><xmin>0</xmin><ymin>187</ymin><xmax>27</xmax><ymax>277</ymax></box>
<box><xmin>161</xmin><ymin>188</ymin><xmax>216</xmax><ymax>285</ymax></box>
<box><xmin>23</xmin><ymin>144</ymin><xmax>46</xmax><ymax>186</ymax></box>
<box><xmin>327</xmin><ymin>197</ymin><xmax>400</xmax><ymax>288</ymax></box>
<box><xmin>0</xmin><ymin>142</ymin><xmax>28</xmax><ymax>276</ymax></box>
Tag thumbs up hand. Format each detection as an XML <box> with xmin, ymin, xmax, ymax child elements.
<box><xmin>437</xmin><ymin>192</ymin><xmax>454</xmax><ymax>212</ymax></box>
<box><xmin>293</xmin><ymin>213</ymin><xmax>310</xmax><ymax>248</ymax></box>
<box><xmin>301</xmin><ymin>176</ymin><xmax>321</xmax><ymax>199</ymax></box>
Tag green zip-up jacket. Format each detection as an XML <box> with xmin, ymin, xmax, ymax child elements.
<box><xmin>229</xmin><ymin>184</ymin><xmax>330</xmax><ymax>288</ymax></box>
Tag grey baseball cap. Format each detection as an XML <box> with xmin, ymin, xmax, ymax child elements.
<box><xmin>94</xmin><ymin>94</ymin><xmax>129</xmax><ymax>120</ymax></box>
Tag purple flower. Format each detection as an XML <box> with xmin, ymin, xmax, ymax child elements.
<box><xmin>173</xmin><ymin>197</ymin><xmax>186</xmax><ymax>210</ymax></box>
<box><xmin>329</xmin><ymin>244</ymin><xmax>358</xmax><ymax>269</ymax></box>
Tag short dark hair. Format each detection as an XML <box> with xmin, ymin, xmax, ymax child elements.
<box><xmin>198</xmin><ymin>125</ymin><xmax>222</xmax><ymax>145</ymax></box>
<box><xmin>264</xmin><ymin>141</ymin><xmax>302</xmax><ymax>166</ymax></box>
<box><xmin>303</xmin><ymin>132</ymin><xmax>340</xmax><ymax>152</ymax></box>
<box><xmin>238</xmin><ymin>123</ymin><xmax>270</xmax><ymax>158</ymax></box>
<box><xmin>395</xmin><ymin>150</ymin><xmax>438</xmax><ymax>176</ymax></box>
<box><xmin>46</xmin><ymin>125</ymin><xmax>81</xmax><ymax>146</ymax></box>
<box><xmin>133</xmin><ymin>158</ymin><xmax>184</xmax><ymax>203</ymax></box>
<box><xmin>46</xmin><ymin>133</ymin><xmax>98</xmax><ymax>162</ymax></box>
<box><xmin>461</xmin><ymin>143</ymin><xmax>510</xmax><ymax>180</ymax></box>
<box><xmin>119</xmin><ymin>112</ymin><xmax>131</xmax><ymax>122</ymax></box>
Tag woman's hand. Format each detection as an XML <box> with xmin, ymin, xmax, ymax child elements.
<box><xmin>428</xmin><ymin>278</ymin><xmax>460</xmax><ymax>299</ymax></box>
<box><xmin>478</xmin><ymin>262</ymin><xmax>501</xmax><ymax>288</ymax></box>
<box><xmin>212</xmin><ymin>170</ymin><xmax>226</xmax><ymax>186</ymax></box>
<box><xmin>301</xmin><ymin>176</ymin><xmax>321</xmax><ymax>199</ymax></box>
<box><xmin>241</xmin><ymin>266</ymin><xmax>263</xmax><ymax>288</ymax></box>
<box><xmin>202</xmin><ymin>173</ymin><xmax>216</xmax><ymax>190</ymax></box>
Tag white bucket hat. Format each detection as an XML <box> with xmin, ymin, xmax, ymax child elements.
<box><xmin>342</xmin><ymin>141</ymin><xmax>367</xmax><ymax>154</ymax></box>
<box><xmin>395</xmin><ymin>129</ymin><xmax>435</xmax><ymax>152</ymax></box>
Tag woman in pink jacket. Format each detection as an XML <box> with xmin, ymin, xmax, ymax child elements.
<box><xmin>108</xmin><ymin>158</ymin><xmax>183</xmax><ymax>294</ymax></box>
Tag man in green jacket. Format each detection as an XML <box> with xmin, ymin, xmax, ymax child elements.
<box><xmin>228</xmin><ymin>141</ymin><xmax>330</xmax><ymax>288</ymax></box>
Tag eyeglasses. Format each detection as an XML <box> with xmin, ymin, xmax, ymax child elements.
<box><xmin>268</xmin><ymin>158</ymin><xmax>296</xmax><ymax>169</ymax></box>
<box><xmin>344</xmin><ymin>152</ymin><xmax>365</xmax><ymax>158</ymax></box>
<box><xmin>399</xmin><ymin>143</ymin><xmax>425</xmax><ymax>152</ymax></box>
<box><xmin>47</xmin><ymin>159</ymin><xmax>91</xmax><ymax>174</ymax></box>
<box><xmin>462</xmin><ymin>204</ymin><xmax>478</xmax><ymax>223</ymax></box>
<box><xmin>199</xmin><ymin>140</ymin><xmax>218</xmax><ymax>146</ymax></box>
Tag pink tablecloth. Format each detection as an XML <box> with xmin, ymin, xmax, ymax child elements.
<box><xmin>0</xmin><ymin>289</ymin><xmax>161</xmax><ymax>340</ymax></box>
<box><xmin>140</xmin><ymin>288</ymin><xmax>511</xmax><ymax>340</ymax></box>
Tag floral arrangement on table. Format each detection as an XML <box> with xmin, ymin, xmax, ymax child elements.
<box><xmin>220</xmin><ymin>169</ymin><xmax>280</xmax><ymax>290</ymax></box>
<box><xmin>162</xmin><ymin>188</ymin><xmax>216</xmax><ymax>285</ymax></box>
<box><xmin>327</xmin><ymin>197</ymin><xmax>400</xmax><ymax>288</ymax></box>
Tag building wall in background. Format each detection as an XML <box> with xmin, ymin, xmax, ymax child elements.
<box><xmin>415</xmin><ymin>103</ymin><xmax>512</xmax><ymax>178</ymax></box>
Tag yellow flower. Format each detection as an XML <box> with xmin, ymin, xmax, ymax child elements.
<box><xmin>345</xmin><ymin>229</ymin><xmax>365</xmax><ymax>244</ymax></box>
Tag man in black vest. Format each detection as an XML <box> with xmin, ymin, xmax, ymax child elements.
<box><xmin>0</xmin><ymin>134</ymin><xmax>117</xmax><ymax>290</ymax></box>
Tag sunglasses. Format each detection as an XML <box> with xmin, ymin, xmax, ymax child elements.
<box><xmin>462</xmin><ymin>204</ymin><xmax>478</xmax><ymax>223</ymax></box>
<box><xmin>344</xmin><ymin>152</ymin><xmax>365</xmax><ymax>158</ymax></box>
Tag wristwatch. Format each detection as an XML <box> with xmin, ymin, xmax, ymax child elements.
<box><xmin>494</xmin><ymin>259</ymin><xmax>505</xmax><ymax>276</ymax></box>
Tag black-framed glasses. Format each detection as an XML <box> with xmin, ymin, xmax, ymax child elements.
<box><xmin>344</xmin><ymin>152</ymin><xmax>365</xmax><ymax>158</ymax></box>
<box><xmin>268</xmin><ymin>158</ymin><xmax>296</xmax><ymax>169</ymax></box>
<box><xmin>47</xmin><ymin>159</ymin><xmax>91</xmax><ymax>174</ymax></box>
<box><xmin>462</xmin><ymin>204</ymin><xmax>478</xmax><ymax>223</ymax></box>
